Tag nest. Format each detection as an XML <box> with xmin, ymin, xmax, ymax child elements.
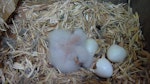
<box><xmin>0</xmin><ymin>0</ymin><xmax>150</xmax><ymax>84</ymax></box>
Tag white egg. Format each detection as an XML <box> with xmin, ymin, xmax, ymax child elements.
<box><xmin>86</xmin><ymin>38</ymin><xmax>98</xmax><ymax>56</ymax></box>
<box><xmin>107</xmin><ymin>44</ymin><xmax>127</xmax><ymax>62</ymax></box>
<box><xmin>94</xmin><ymin>57</ymin><xmax>113</xmax><ymax>78</ymax></box>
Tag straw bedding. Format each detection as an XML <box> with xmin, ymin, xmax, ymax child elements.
<box><xmin>0</xmin><ymin>0</ymin><xmax>149</xmax><ymax>84</ymax></box>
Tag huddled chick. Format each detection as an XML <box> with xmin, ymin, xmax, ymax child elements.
<box><xmin>48</xmin><ymin>29</ymin><xmax>93</xmax><ymax>73</ymax></box>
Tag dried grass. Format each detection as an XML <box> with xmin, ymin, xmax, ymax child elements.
<box><xmin>0</xmin><ymin>0</ymin><xmax>149</xmax><ymax>84</ymax></box>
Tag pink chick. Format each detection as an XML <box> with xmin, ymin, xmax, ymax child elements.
<box><xmin>71</xmin><ymin>29</ymin><xmax>93</xmax><ymax>68</ymax></box>
<box><xmin>70</xmin><ymin>28</ymin><xmax>87</xmax><ymax>46</ymax></box>
<box><xmin>75</xmin><ymin>46</ymin><xmax>93</xmax><ymax>68</ymax></box>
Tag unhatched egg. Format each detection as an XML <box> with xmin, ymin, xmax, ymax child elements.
<box><xmin>86</xmin><ymin>38</ymin><xmax>98</xmax><ymax>56</ymax></box>
<box><xmin>94</xmin><ymin>56</ymin><xmax>113</xmax><ymax>78</ymax></box>
<box><xmin>107</xmin><ymin>44</ymin><xmax>127</xmax><ymax>62</ymax></box>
